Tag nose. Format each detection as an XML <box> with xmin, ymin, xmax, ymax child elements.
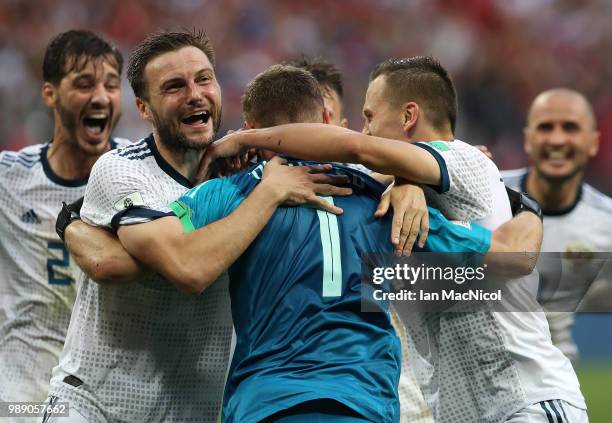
<box><xmin>90</xmin><ymin>83</ymin><xmax>111</xmax><ymax>107</ymax></box>
<box><xmin>547</xmin><ymin>125</ymin><xmax>567</xmax><ymax>147</ymax></box>
<box><xmin>186</xmin><ymin>80</ymin><xmax>204</xmax><ymax>105</ymax></box>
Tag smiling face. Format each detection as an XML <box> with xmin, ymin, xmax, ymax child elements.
<box><xmin>362</xmin><ymin>75</ymin><xmax>406</xmax><ymax>140</ymax></box>
<box><xmin>44</xmin><ymin>55</ymin><xmax>121</xmax><ymax>155</ymax></box>
<box><xmin>524</xmin><ymin>91</ymin><xmax>599</xmax><ymax>182</ymax></box>
<box><xmin>138</xmin><ymin>46</ymin><xmax>222</xmax><ymax>152</ymax></box>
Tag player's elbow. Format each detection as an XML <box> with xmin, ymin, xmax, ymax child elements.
<box><xmin>518</xmin><ymin>251</ymin><xmax>539</xmax><ymax>276</ymax></box>
<box><xmin>168</xmin><ymin>266</ymin><xmax>212</xmax><ymax>296</ymax></box>
<box><xmin>86</xmin><ymin>256</ymin><xmax>124</xmax><ymax>284</ymax></box>
<box><xmin>502</xmin><ymin>251</ymin><xmax>539</xmax><ymax>277</ymax></box>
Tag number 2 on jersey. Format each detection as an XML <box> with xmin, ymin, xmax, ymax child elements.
<box><xmin>47</xmin><ymin>241</ymin><xmax>72</xmax><ymax>285</ymax></box>
<box><xmin>316</xmin><ymin>197</ymin><xmax>342</xmax><ymax>297</ymax></box>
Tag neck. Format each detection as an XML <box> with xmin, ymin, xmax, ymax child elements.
<box><xmin>47</xmin><ymin>128</ymin><xmax>109</xmax><ymax>180</ymax></box>
<box><xmin>153</xmin><ymin>132</ymin><xmax>206</xmax><ymax>185</ymax></box>
<box><xmin>410</xmin><ymin>125</ymin><xmax>454</xmax><ymax>142</ymax></box>
<box><xmin>525</xmin><ymin>169</ymin><xmax>582</xmax><ymax>211</ymax></box>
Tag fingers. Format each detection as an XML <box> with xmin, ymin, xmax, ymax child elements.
<box><xmin>306</xmin><ymin>164</ymin><xmax>333</xmax><ymax>173</ymax></box>
<box><xmin>398</xmin><ymin>210</ymin><xmax>421</xmax><ymax>256</ymax></box>
<box><xmin>475</xmin><ymin>145</ymin><xmax>493</xmax><ymax>159</ymax></box>
<box><xmin>312</xmin><ymin>183</ymin><xmax>352</xmax><ymax>197</ymax></box>
<box><xmin>309</xmin><ymin>173</ymin><xmax>350</xmax><ymax>185</ymax></box>
<box><xmin>266</xmin><ymin>156</ymin><xmax>288</xmax><ymax>168</ymax></box>
<box><xmin>374</xmin><ymin>192</ymin><xmax>391</xmax><ymax>218</ymax></box>
<box><xmin>391</xmin><ymin>208</ymin><xmax>404</xmax><ymax>249</ymax></box>
<box><xmin>305</xmin><ymin>195</ymin><xmax>344</xmax><ymax>215</ymax></box>
<box><xmin>418</xmin><ymin>213</ymin><xmax>429</xmax><ymax>248</ymax></box>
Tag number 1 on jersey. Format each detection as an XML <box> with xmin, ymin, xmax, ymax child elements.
<box><xmin>316</xmin><ymin>196</ymin><xmax>342</xmax><ymax>297</ymax></box>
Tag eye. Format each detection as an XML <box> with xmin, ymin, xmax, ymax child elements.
<box><xmin>165</xmin><ymin>82</ymin><xmax>184</xmax><ymax>93</ymax></box>
<box><xmin>536</xmin><ymin>122</ymin><xmax>553</xmax><ymax>132</ymax></box>
<box><xmin>75</xmin><ymin>81</ymin><xmax>93</xmax><ymax>90</ymax></box>
<box><xmin>563</xmin><ymin>122</ymin><xmax>580</xmax><ymax>133</ymax></box>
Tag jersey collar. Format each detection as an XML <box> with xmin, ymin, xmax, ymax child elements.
<box><xmin>144</xmin><ymin>134</ymin><xmax>193</xmax><ymax>188</ymax></box>
<box><xmin>40</xmin><ymin>138</ymin><xmax>118</xmax><ymax>187</ymax></box>
<box><xmin>520</xmin><ymin>172</ymin><xmax>583</xmax><ymax>216</ymax></box>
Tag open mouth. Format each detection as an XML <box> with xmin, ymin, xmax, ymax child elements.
<box><xmin>544</xmin><ymin>150</ymin><xmax>572</xmax><ymax>161</ymax></box>
<box><xmin>82</xmin><ymin>113</ymin><xmax>109</xmax><ymax>136</ymax></box>
<box><xmin>181</xmin><ymin>111</ymin><xmax>210</xmax><ymax>126</ymax></box>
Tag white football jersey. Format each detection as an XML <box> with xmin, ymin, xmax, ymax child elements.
<box><xmin>503</xmin><ymin>167</ymin><xmax>612</xmax><ymax>362</ymax></box>
<box><xmin>0</xmin><ymin>139</ymin><xmax>129</xmax><ymax>412</ymax></box>
<box><xmin>48</xmin><ymin>134</ymin><xmax>233</xmax><ymax>423</ymax></box>
<box><xmin>403</xmin><ymin>141</ymin><xmax>584</xmax><ymax>423</ymax></box>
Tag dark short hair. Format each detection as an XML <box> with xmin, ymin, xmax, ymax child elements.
<box><xmin>242</xmin><ymin>64</ymin><xmax>324</xmax><ymax>128</ymax></box>
<box><xmin>287</xmin><ymin>56</ymin><xmax>343</xmax><ymax>99</ymax></box>
<box><xmin>127</xmin><ymin>30</ymin><xmax>215</xmax><ymax>99</ymax></box>
<box><xmin>371</xmin><ymin>56</ymin><xmax>457</xmax><ymax>133</ymax></box>
<box><xmin>42</xmin><ymin>30</ymin><xmax>123</xmax><ymax>85</ymax></box>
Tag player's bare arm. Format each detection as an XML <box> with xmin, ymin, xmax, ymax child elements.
<box><xmin>64</xmin><ymin>221</ymin><xmax>148</xmax><ymax>284</ymax></box>
<box><xmin>485</xmin><ymin>211</ymin><xmax>543</xmax><ymax>277</ymax></box>
<box><xmin>211</xmin><ymin>123</ymin><xmax>443</xmax><ymax>187</ymax></box>
<box><xmin>118</xmin><ymin>157</ymin><xmax>351</xmax><ymax>294</ymax></box>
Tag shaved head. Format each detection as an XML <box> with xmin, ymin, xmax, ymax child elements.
<box><xmin>524</xmin><ymin>88</ymin><xmax>599</xmax><ymax>182</ymax></box>
<box><xmin>527</xmin><ymin>88</ymin><xmax>596</xmax><ymax>130</ymax></box>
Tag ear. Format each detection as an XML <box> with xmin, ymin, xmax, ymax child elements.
<box><xmin>340</xmin><ymin>117</ymin><xmax>349</xmax><ymax>128</ymax></box>
<box><xmin>589</xmin><ymin>131</ymin><xmax>600</xmax><ymax>158</ymax></box>
<box><xmin>402</xmin><ymin>101</ymin><xmax>419</xmax><ymax>133</ymax></box>
<box><xmin>41</xmin><ymin>82</ymin><xmax>56</xmax><ymax>108</ymax></box>
<box><xmin>244</xmin><ymin>120</ymin><xmax>256</xmax><ymax>129</ymax></box>
<box><xmin>523</xmin><ymin>127</ymin><xmax>532</xmax><ymax>155</ymax></box>
<box><xmin>135</xmin><ymin>97</ymin><xmax>151</xmax><ymax>121</ymax></box>
<box><xmin>322</xmin><ymin>108</ymin><xmax>331</xmax><ymax>125</ymax></box>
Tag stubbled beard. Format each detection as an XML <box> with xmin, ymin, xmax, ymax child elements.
<box><xmin>536</xmin><ymin>160</ymin><xmax>585</xmax><ymax>183</ymax></box>
<box><xmin>152</xmin><ymin>107</ymin><xmax>222</xmax><ymax>153</ymax></box>
<box><xmin>56</xmin><ymin>98</ymin><xmax>79</xmax><ymax>144</ymax></box>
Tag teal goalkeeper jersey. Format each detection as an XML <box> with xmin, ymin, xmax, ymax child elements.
<box><xmin>171</xmin><ymin>161</ymin><xmax>491</xmax><ymax>423</ymax></box>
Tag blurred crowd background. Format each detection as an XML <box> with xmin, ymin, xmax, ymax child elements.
<box><xmin>1</xmin><ymin>0</ymin><xmax>611</xmax><ymax>193</ymax></box>
<box><xmin>1</xmin><ymin>0</ymin><xmax>611</xmax><ymax>419</ymax></box>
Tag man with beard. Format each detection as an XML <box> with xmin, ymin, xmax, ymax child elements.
<box><xmin>502</xmin><ymin>89</ymin><xmax>612</xmax><ymax>365</ymax></box>
<box><xmin>0</xmin><ymin>30</ymin><xmax>128</xmax><ymax>414</ymax></box>
<box><xmin>46</xmin><ymin>31</ymin><xmax>349</xmax><ymax>423</ymax></box>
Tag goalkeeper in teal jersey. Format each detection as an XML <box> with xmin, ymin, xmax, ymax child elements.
<box><xmin>171</xmin><ymin>158</ymin><xmax>490</xmax><ymax>423</ymax></box>
<box><xmin>167</xmin><ymin>65</ymin><xmax>491</xmax><ymax>423</ymax></box>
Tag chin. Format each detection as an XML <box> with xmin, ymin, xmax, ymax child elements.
<box><xmin>78</xmin><ymin>139</ymin><xmax>111</xmax><ymax>155</ymax></box>
<box><xmin>539</xmin><ymin>166</ymin><xmax>578</xmax><ymax>182</ymax></box>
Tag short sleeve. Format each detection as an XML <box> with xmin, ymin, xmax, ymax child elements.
<box><xmin>416</xmin><ymin>140</ymin><xmax>494</xmax><ymax>221</ymax></box>
<box><xmin>81</xmin><ymin>152</ymin><xmax>169</xmax><ymax>229</ymax></box>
